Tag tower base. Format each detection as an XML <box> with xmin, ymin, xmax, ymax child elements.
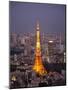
<box><xmin>32</xmin><ymin>56</ymin><xmax>47</xmax><ymax>76</ymax></box>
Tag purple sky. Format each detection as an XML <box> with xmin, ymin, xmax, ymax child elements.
<box><xmin>9</xmin><ymin>1</ymin><xmax>66</xmax><ymax>35</ymax></box>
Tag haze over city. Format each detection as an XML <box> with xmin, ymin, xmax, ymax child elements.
<box><xmin>10</xmin><ymin>1</ymin><xmax>66</xmax><ymax>34</ymax></box>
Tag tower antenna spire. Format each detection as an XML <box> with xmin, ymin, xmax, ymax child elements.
<box><xmin>36</xmin><ymin>20</ymin><xmax>40</xmax><ymax>30</ymax></box>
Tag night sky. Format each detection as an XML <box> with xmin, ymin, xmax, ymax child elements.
<box><xmin>10</xmin><ymin>1</ymin><xmax>66</xmax><ymax>34</ymax></box>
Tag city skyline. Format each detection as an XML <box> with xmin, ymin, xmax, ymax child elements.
<box><xmin>10</xmin><ymin>1</ymin><xmax>66</xmax><ymax>34</ymax></box>
<box><xmin>10</xmin><ymin>1</ymin><xmax>66</xmax><ymax>89</ymax></box>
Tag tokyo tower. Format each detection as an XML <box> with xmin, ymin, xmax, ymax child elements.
<box><xmin>32</xmin><ymin>21</ymin><xmax>47</xmax><ymax>76</ymax></box>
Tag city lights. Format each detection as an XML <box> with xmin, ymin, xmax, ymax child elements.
<box><xmin>48</xmin><ymin>40</ymin><xmax>53</xmax><ymax>43</ymax></box>
<box><xmin>11</xmin><ymin>75</ymin><xmax>16</xmax><ymax>81</ymax></box>
<box><xmin>10</xmin><ymin>1</ymin><xmax>66</xmax><ymax>89</ymax></box>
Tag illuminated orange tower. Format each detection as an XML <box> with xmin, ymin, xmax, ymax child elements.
<box><xmin>33</xmin><ymin>21</ymin><xmax>47</xmax><ymax>76</ymax></box>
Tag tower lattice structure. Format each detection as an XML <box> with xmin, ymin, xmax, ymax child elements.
<box><xmin>32</xmin><ymin>21</ymin><xmax>47</xmax><ymax>76</ymax></box>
